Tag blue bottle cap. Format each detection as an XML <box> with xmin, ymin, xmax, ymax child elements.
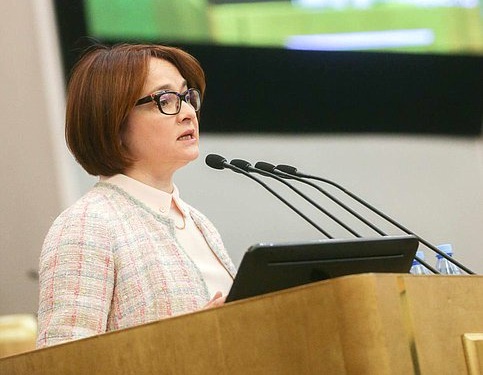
<box><xmin>436</xmin><ymin>243</ymin><xmax>453</xmax><ymax>259</ymax></box>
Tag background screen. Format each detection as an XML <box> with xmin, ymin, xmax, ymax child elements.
<box><xmin>55</xmin><ymin>1</ymin><xmax>483</xmax><ymax>135</ymax></box>
<box><xmin>85</xmin><ymin>0</ymin><xmax>483</xmax><ymax>55</ymax></box>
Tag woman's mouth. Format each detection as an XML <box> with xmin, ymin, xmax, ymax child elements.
<box><xmin>177</xmin><ymin>130</ymin><xmax>196</xmax><ymax>141</ymax></box>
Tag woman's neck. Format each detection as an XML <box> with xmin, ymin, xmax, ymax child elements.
<box><xmin>122</xmin><ymin>169</ymin><xmax>174</xmax><ymax>193</ymax></box>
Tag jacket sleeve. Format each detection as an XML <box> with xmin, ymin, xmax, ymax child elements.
<box><xmin>36</xmin><ymin>207</ymin><xmax>115</xmax><ymax>348</ymax></box>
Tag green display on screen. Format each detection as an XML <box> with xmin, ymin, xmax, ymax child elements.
<box><xmin>86</xmin><ymin>0</ymin><xmax>483</xmax><ymax>54</ymax></box>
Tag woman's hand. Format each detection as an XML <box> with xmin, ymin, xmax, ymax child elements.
<box><xmin>203</xmin><ymin>291</ymin><xmax>226</xmax><ymax>309</ymax></box>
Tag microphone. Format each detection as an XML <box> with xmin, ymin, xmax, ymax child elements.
<box><xmin>274</xmin><ymin>163</ymin><xmax>475</xmax><ymax>275</ymax></box>
<box><xmin>205</xmin><ymin>154</ymin><xmax>227</xmax><ymax>170</ymax></box>
<box><xmin>205</xmin><ymin>154</ymin><xmax>333</xmax><ymax>238</ymax></box>
<box><xmin>231</xmin><ymin>159</ymin><xmax>362</xmax><ymax>238</ymax></box>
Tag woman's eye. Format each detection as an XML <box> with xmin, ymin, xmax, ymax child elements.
<box><xmin>159</xmin><ymin>98</ymin><xmax>170</xmax><ymax>108</ymax></box>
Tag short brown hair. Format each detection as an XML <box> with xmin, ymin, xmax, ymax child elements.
<box><xmin>65</xmin><ymin>43</ymin><xmax>206</xmax><ymax>176</ymax></box>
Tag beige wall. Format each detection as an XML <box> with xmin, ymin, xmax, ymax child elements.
<box><xmin>0</xmin><ymin>1</ymin><xmax>481</xmax><ymax>316</ymax></box>
<box><xmin>0</xmin><ymin>1</ymin><xmax>67</xmax><ymax>315</ymax></box>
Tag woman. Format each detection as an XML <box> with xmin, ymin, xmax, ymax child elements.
<box><xmin>36</xmin><ymin>43</ymin><xmax>236</xmax><ymax>348</ymax></box>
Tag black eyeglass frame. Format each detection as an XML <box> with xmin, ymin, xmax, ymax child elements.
<box><xmin>135</xmin><ymin>88</ymin><xmax>201</xmax><ymax>115</ymax></box>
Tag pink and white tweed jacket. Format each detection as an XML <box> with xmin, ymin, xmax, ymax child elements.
<box><xmin>36</xmin><ymin>182</ymin><xmax>236</xmax><ymax>348</ymax></box>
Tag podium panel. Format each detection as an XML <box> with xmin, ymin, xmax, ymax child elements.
<box><xmin>1</xmin><ymin>274</ymin><xmax>483</xmax><ymax>374</ymax></box>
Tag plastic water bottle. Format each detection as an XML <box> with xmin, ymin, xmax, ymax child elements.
<box><xmin>435</xmin><ymin>244</ymin><xmax>462</xmax><ymax>275</ymax></box>
<box><xmin>410</xmin><ymin>250</ymin><xmax>431</xmax><ymax>275</ymax></box>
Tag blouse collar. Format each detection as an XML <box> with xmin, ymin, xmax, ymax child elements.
<box><xmin>100</xmin><ymin>174</ymin><xmax>189</xmax><ymax>218</ymax></box>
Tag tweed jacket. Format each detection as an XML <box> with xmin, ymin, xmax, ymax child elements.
<box><xmin>36</xmin><ymin>182</ymin><xmax>236</xmax><ymax>348</ymax></box>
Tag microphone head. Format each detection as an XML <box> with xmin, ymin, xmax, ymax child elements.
<box><xmin>230</xmin><ymin>159</ymin><xmax>252</xmax><ymax>172</ymax></box>
<box><xmin>276</xmin><ymin>164</ymin><xmax>298</xmax><ymax>175</ymax></box>
<box><xmin>205</xmin><ymin>154</ymin><xmax>227</xmax><ymax>170</ymax></box>
<box><xmin>254</xmin><ymin>161</ymin><xmax>276</xmax><ymax>173</ymax></box>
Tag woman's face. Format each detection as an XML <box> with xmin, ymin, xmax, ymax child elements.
<box><xmin>122</xmin><ymin>57</ymin><xmax>200</xmax><ymax>182</ymax></box>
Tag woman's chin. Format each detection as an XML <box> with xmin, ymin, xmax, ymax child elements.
<box><xmin>181</xmin><ymin>148</ymin><xmax>200</xmax><ymax>164</ymax></box>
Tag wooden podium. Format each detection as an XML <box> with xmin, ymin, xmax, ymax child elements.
<box><xmin>2</xmin><ymin>273</ymin><xmax>483</xmax><ymax>374</ymax></box>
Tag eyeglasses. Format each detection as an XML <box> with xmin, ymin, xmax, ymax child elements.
<box><xmin>135</xmin><ymin>88</ymin><xmax>201</xmax><ymax>115</ymax></box>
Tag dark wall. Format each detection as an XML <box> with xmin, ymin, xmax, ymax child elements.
<box><xmin>54</xmin><ymin>1</ymin><xmax>483</xmax><ymax>136</ymax></box>
<box><xmin>187</xmin><ymin>45</ymin><xmax>482</xmax><ymax>135</ymax></box>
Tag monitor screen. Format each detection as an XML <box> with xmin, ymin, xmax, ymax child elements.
<box><xmin>226</xmin><ymin>235</ymin><xmax>419</xmax><ymax>302</ymax></box>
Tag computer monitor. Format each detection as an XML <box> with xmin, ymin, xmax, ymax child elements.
<box><xmin>226</xmin><ymin>235</ymin><xmax>419</xmax><ymax>302</ymax></box>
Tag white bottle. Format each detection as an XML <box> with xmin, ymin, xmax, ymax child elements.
<box><xmin>435</xmin><ymin>244</ymin><xmax>462</xmax><ymax>275</ymax></box>
<box><xmin>410</xmin><ymin>250</ymin><xmax>431</xmax><ymax>275</ymax></box>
